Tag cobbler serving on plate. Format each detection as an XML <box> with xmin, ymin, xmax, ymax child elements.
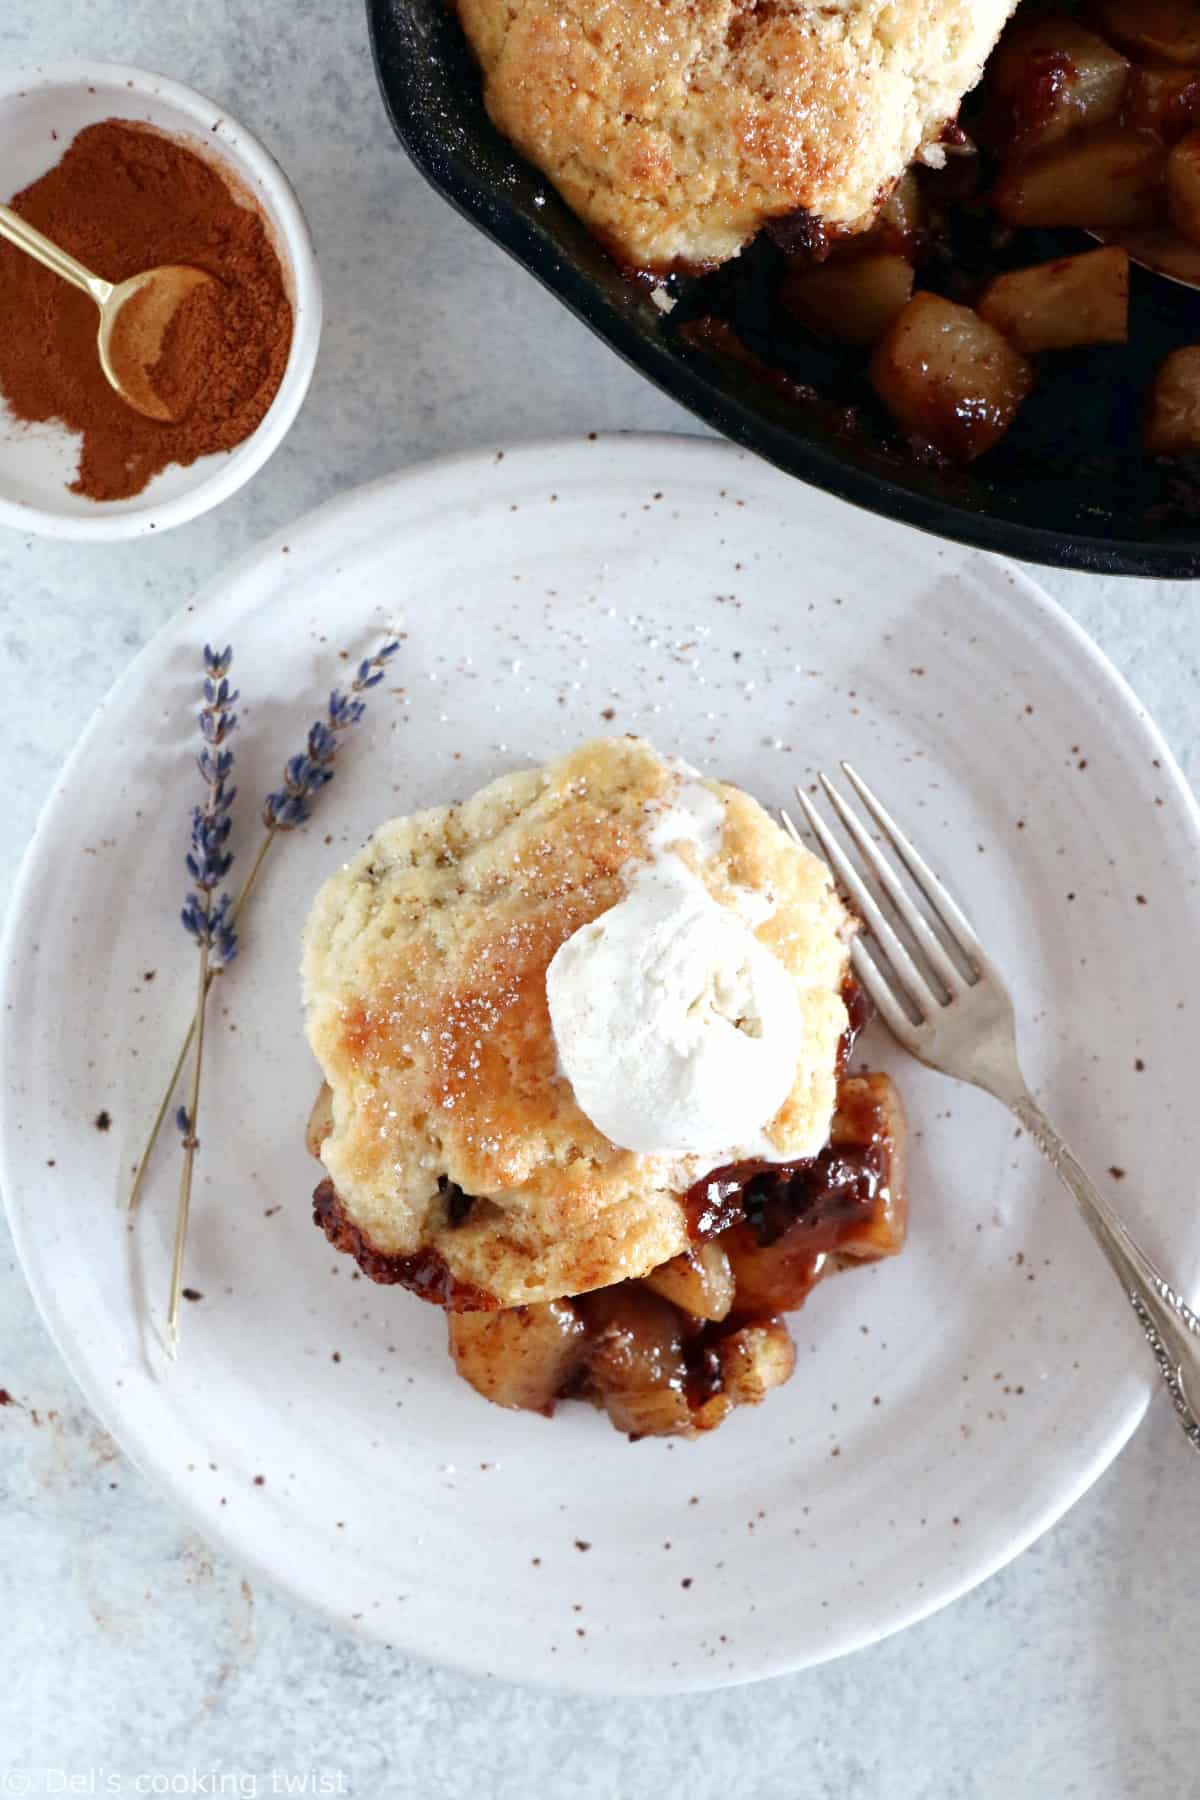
<box><xmin>302</xmin><ymin>737</ymin><xmax>907</xmax><ymax>1437</ymax></box>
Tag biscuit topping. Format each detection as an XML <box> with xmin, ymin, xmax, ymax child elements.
<box><xmin>301</xmin><ymin>737</ymin><xmax>851</xmax><ymax>1307</ymax></box>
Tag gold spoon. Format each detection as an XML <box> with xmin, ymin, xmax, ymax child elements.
<box><xmin>0</xmin><ymin>202</ymin><xmax>215</xmax><ymax>422</ymax></box>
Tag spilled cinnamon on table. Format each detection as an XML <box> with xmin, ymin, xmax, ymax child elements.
<box><xmin>0</xmin><ymin>119</ymin><xmax>293</xmax><ymax>501</ymax></box>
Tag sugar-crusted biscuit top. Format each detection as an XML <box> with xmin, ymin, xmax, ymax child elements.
<box><xmin>454</xmin><ymin>0</ymin><xmax>1016</xmax><ymax>271</ymax></box>
<box><xmin>301</xmin><ymin>738</ymin><xmax>852</xmax><ymax>1307</ymax></box>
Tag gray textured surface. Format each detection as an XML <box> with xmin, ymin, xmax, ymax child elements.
<box><xmin>1</xmin><ymin>3</ymin><xmax>1198</xmax><ymax>1794</ymax></box>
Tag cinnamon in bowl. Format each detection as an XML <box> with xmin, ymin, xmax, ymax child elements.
<box><xmin>0</xmin><ymin>119</ymin><xmax>293</xmax><ymax>501</ymax></box>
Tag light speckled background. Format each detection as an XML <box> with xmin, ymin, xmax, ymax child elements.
<box><xmin>1</xmin><ymin>4</ymin><xmax>1197</xmax><ymax>1795</ymax></box>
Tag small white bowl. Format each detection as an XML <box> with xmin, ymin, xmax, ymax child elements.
<box><xmin>0</xmin><ymin>61</ymin><xmax>322</xmax><ymax>540</ymax></box>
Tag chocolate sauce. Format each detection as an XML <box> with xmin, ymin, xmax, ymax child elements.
<box><xmin>312</xmin><ymin>1179</ymin><xmax>498</xmax><ymax>1311</ymax></box>
<box><xmin>679</xmin><ymin>316</ymin><xmax>819</xmax><ymax>408</ymax></box>
<box><xmin>682</xmin><ymin>1167</ymin><xmax>751</xmax><ymax>1240</ymax></box>
<box><xmin>686</xmin><ymin>977</ymin><xmax>875</xmax><ymax>1241</ymax></box>
<box><xmin>682</xmin><ymin>1327</ymin><xmax>733</xmax><ymax>1412</ymax></box>
<box><xmin>764</xmin><ymin>207</ymin><xmax>831</xmax><ymax>261</ymax></box>
<box><xmin>992</xmin><ymin>50</ymin><xmax>1075</xmax><ymax>146</ymax></box>
<box><xmin>838</xmin><ymin>975</ymin><xmax>872</xmax><ymax>1073</ymax></box>
<box><xmin>742</xmin><ymin>1147</ymin><xmax>884</xmax><ymax>1247</ymax></box>
<box><xmin>685</xmin><ymin>1134</ymin><xmax>885</xmax><ymax>1250</ymax></box>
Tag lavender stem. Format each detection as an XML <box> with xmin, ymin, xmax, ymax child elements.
<box><xmin>129</xmin><ymin>632</ymin><xmax>398</xmax><ymax>1235</ymax></box>
<box><xmin>125</xmin><ymin>827</ymin><xmax>278</xmax><ymax>1215</ymax></box>
<box><xmin>165</xmin><ymin>917</ymin><xmax>212</xmax><ymax>1355</ymax></box>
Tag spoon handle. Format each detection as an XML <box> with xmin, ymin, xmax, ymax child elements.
<box><xmin>0</xmin><ymin>203</ymin><xmax>112</xmax><ymax>307</ymax></box>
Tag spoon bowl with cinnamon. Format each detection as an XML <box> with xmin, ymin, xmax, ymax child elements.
<box><xmin>0</xmin><ymin>201</ymin><xmax>214</xmax><ymax>423</ymax></box>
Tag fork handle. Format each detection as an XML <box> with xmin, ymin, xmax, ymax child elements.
<box><xmin>1009</xmin><ymin>1090</ymin><xmax>1200</xmax><ymax>1451</ymax></box>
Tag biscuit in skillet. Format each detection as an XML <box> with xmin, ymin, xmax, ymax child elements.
<box><xmin>453</xmin><ymin>0</ymin><xmax>1018</xmax><ymax>271</ymax></box>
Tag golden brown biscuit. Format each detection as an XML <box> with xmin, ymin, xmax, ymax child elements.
<box><xmin>454</xmin><ymin>0</ymin><xmax>1018</xmax><ymax>271</ymax></box>
<box><xmin>301</xmin><ymin>738</ymin><xmax>851</xmax><ymax>1307</ymax></box>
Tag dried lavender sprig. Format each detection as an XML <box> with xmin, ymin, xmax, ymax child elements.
<box><xmin>127</xmin><ymin>635</ymin><xmax>401</xmax><ymax>1218</ymax></box>
<box><xmin>179</xmin><ymin>647</ymin><xmax>240</xmax><ymax>962</ymax></box>
<box><xmin>165</xmin><ymin>645</ymin><xmax>241</xmax><ymax>1352</ymax></box>
<box><xmin>181</xmin><ymin>891</ymin><xmax>238</xmax><ymax>968</ymax></box>
<box><xmin>125</xmin><ymin>654</ymin><xmax>239</xmax><ymax>1214</ymax></box>
<box><xmin>262</xmin><ymin>644</ymin><xmax>399</xmax><ymax>830</ymax></box>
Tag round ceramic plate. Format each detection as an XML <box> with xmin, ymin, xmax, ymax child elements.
<box><xmin>4</xmin><ymin>437</ymin><xmax>1199</xmax><ymax>1694</ymax></box>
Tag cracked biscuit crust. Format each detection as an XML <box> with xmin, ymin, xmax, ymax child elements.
<box><xmin>454</xmin><ymin>0</ymin><xmax>1017</xmax><ymax>271</ymax></box>
<box><xmin>301</xmin><ymin>737</ymin><xmax>851</xmax><ymax>1308</ymax></box>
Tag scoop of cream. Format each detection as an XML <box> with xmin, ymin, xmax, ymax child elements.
<box><xmin>546</xmin><ymin>857</ymin><xmax>804</xmax><ymax>1159</ymax></box>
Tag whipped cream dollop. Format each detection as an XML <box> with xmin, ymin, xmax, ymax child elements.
<box><xmin>546</xmin><ymin>845</ymin><xmax>803</xmax><ymax>1161</ymax></box>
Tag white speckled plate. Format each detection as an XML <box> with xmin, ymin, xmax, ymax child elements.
<box><xmin>4</xmin><ymin>437</ymin><xmax>1199</xmax><ymax>1694</ymax></box>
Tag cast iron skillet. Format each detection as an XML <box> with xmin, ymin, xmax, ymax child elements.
<box><xmin>367</xmin><ymin>0</ymin><xmax>1200</xmax><ymax>577</ymax></box>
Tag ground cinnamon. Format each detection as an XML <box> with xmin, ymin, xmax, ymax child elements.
<box><xmin>0</xmin><ymin>119</ymin><xmax>294</xmax><ymax>501</ymax></box>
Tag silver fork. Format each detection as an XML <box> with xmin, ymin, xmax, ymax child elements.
<box><xmin>783</xmin><ymin>763</ymin><xmax>1200</xmax><ymax>1454</ymax></box>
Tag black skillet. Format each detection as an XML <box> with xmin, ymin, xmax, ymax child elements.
<box><xmin>367</xmin><ymin>0</ymin><xmax>1200</xmax><ymax>577</ymax></box>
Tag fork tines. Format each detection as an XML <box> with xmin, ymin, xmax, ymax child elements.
<box><xmin>781</xmin><ymin>764</ymin><xmax>985</xmax><ymax>1033</ymax></box>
